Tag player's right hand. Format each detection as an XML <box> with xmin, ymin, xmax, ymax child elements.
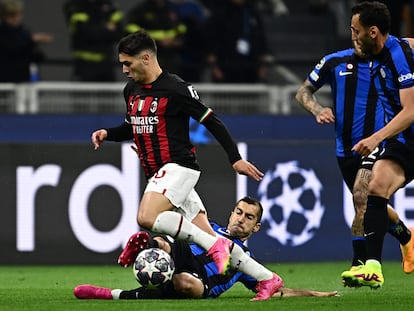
<box><xmin>91</xmin><ymin>129</ymin><xmax>108</xmax><ymax>150</ymax></box>
<box><xmin>315</xmin><ymin>107</ymin><xmax>335</xmax><ymax>124</ymax></box>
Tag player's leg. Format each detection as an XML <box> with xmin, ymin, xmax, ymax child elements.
<box><xmin>351</xmin><ymin>167</ymin><xmax>369</xmax><ymax>267</ymax></box>
<box><xmin>139</xmin><ymin>164</ymin><xmax>227</xmax><ymax>262</ymax></box>
<box><xmin>120</xmin><ymin>164</ymin><xmax>231</xmax><ymax>273</ymax></box>
<box><xmin>349</xmin><ymin>172</ymin><xmax>412</xmax><ymax>266</ymax></box>
<box><xmin>342</xmin><ymin>157</ymin><xmax>406</xmax><ymax>288</ymax></box>
<box><xmin>185</xmin><ymin>208</ymin><xmax>283</xmax><ymax>300</ymax></box>
<box><xmin>337</xmin><ymin>156</ymin><xmax>366</xmax><ymax>268</ymax></box>
<box><xmin>226</xmin><ymin>243</ymin><xmax>283</xmax><ymax>301</ymax></box>
<box><xmin>341</xmin><ymin>150</ymin><xmax>412</xmax><ymax>272</ymax></box>
<box><xmin>155</xmin><ymin>233</ymin><xmax>210</xmax><ymax>298</ymax></box>
<box><xmin>172</xmin><ymin>272</ymin><xmax>205</xmax><ymax>298</ymax></box>
<box><xmin>73</xmin><ymin>284</ymin><xmax>167</xmax><ymax>299</ymax></box>
<box><xmin>74</xmin><ymin>272</ymin><xmax>206</xmax><ymax>300</ymax></box>
<box><xmin>191</xmin><ymin>210</ymin><xmax>283</xmax><ymax>300</ymax></box>
<box><xmin>386</xmin><ymin>204</ymin><xmax>411</xmax><ymax>245</ymax></box>
<box><xmin>367</xmin><ymin>150</ymin><xmax>413</xmax><ymax>250</ymax></box>
<box><xmin>150</xmin><ymin>187</ymin><xmax>232</xmax><ymax>274</ymax></box>
<box><xmin>386</xmin><ymin>204</ymin><xmax>414</xmax><ymax>273</ymax></box>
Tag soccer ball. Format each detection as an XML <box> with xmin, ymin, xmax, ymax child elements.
<box><xmin>258</xmin><ymin>161</ymin><xmax>325</xmax><ymax>246</ymax></box>
<box><xmin>133</xmin><ymin>248</ymin><xmax>175</xmax><ymax>289</ymax></box>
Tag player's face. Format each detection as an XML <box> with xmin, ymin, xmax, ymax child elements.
<box><xmin>119</xmin><ymin>52</ymin><xmax>148</xmax><ymax>83</ymax></box>
<box><xmin>227</xmin><ymin>201</ymin><xmax>261</xmax><ymax>241</ymax></box>
<box><xmin>351</xmin><ymin>14</ymin><xmax>375</xmax><ymax>56</ymax></box>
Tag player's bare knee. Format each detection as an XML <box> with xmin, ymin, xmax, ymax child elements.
<box><xmin>367</xmin><ymin>175</ymin><xmax>391</xmax><ymax>196</ymax></box>
<box><xmin>137</xmin><ymin>216</ymin><xmax>154</xmax><ymax>230</ymax></box>
<box><xmin>172</xmin><ymin>273</ymin><xmax>204</xmax><ymax>298</ymax></box>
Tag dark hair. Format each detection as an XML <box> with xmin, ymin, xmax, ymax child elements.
<box><xmin>118</xmin><ymin>30</ymin><xmax>157</xmax><ymax>56</ymax></box>
<box><xmin>237</xmin><ymin>196</ymin><xmax>263</xmax><ymax>223</ymax></box>
<box><xmin>351</xmin><ymin>1</ymin><xmax>391</xmax><ymax>35</ymax></box>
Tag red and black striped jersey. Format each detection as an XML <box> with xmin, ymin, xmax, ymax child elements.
<box><xmin>108</xmin><ymin>72</ymin><xmax>241</xmax><ymax>179</ymax></box>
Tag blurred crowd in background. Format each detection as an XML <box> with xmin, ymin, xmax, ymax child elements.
<box><xmin>1</xmin><ymin>0</ymin><xmax>414</xmax><ymax>84</ymax></box>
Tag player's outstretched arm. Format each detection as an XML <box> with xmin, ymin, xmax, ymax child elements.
<box><xmin>232</xmin><ymin>159</ymin><xmax>264</xmax><ymax>182</ymax></box>
<box><xmin>275</xmin><ymin>287</ymin><xmax>339</xmax><ymax>297</ymax></box>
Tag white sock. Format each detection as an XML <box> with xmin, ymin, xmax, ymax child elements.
<box><xmin>111</xmin><ymin>289</ymin><xmax>122</xmax><ymax>299</ymax></box>
<box><xmin>230</xmin><ymin>243</ymin><xmax>273</xmax><ymax>281</ymax></box>
<box><xmin>152</xmin><ymin>211</ymin><xmax>217</xmax><ymax>250</ymax></box>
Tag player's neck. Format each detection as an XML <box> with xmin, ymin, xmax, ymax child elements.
<box><xmin>144</xmin><ymin>66</ymin><xmax>163</xmax><ymax>84</ymax></box>
<box><xmin>372</xmin><ymin>33</ymin><xmax>388</xmax><ymax>56</ymax></box>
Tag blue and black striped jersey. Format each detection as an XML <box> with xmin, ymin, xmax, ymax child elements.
<box><xmin>308</xmin><ymin>48</ymin><xmax>384</xmax><ymax>157</ymax></box>
<box><xmin>369</xmin><ymin>35</ymin><xmax>414</xmax><ymax>145</ymax></box>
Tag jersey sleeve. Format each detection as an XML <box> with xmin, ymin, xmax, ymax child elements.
<box><xmin>308</xmin><ymin>55</ymin><xmax>331</xmax><ymax>89</ymax></box>
<box><xmin>105</xmin><ymin>122</ymin><xmax>133</xmax><ymax>141</ymax></box>
<box><xmin>392</xmin><ymin>39</ymin><xmax>414</xmax><ymax>89</ymax></box>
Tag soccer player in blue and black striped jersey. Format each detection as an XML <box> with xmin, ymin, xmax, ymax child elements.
<box><xmin>74</xmin><ymin>196</ymin><xmax>338</xmax><ymax>300</ymax></box>
<box><xmin>340</xmin><ymin>1</ymin><xmax>414</xmax><ymax>289</ymax></box>
<box><xmin>295</xmin><ymin>40</ymin><xmax>413</xmax><ymax>278</ymax></box>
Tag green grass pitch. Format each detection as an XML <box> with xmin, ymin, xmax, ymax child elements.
<box><xmin>1</xmin><ymin>261</ymin><xmax>413</xmax><ymax>311</ymax></box>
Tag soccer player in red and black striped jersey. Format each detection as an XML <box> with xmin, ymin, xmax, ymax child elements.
<box><xmin>91</xmin><ymin>30</ymin><xmax>282</xmax><ymax>300</ymax></box>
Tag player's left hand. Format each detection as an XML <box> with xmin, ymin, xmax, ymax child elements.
<box><xmin>232</xmin><ymin>159</ymin><xmax>264</xmax><ymax>181</ymax></box>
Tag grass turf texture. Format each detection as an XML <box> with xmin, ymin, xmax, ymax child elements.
<box><xmin>1</xmin><ymin>261</ymin><xmax>413</xmax><ymax>311</ymax></box>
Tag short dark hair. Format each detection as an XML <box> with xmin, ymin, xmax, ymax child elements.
<box><xmin>237</xmin><ymin>196</ymin><xmax>263</xmax><ymax>223</ymax></box>
<box><xmin>351</xmin><ymin>1</ymin><xmax>391</xmax><ymax>35</ymax></box>
<box><xmin>118</xmin><ymin>30</ymin><xmax>157</xmax><ymax>56</ymax></box>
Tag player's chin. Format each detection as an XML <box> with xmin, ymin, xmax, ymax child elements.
<box><xmin>229</xmin><ymin>226</ymin><xmax>244</xmax><ymax>236</ymax></box>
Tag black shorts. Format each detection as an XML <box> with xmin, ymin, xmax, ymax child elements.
<box><xmin>337</xmin><ymin>146</ymin><xmax>384</xmax><ymax>191</ymax></box>
<box><xmin>381</xmin><ymin>139</ymin><xmax>414</xmax><ymax>185</ymax></box>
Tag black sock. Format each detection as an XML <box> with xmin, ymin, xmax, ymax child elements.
<box><xmin>388</xmin><ymin>220</ymin><xmax>411</xmax><ymax>245</ymax></box>
<box><xmin>119</xmin><ymin>283</ymin><xmax>179</xmax><ymax>299</ymax></box>
<box><xmin>352</xmin><ymin>238</ymin><xmax>366</xmax><ymax>266</ymax></box>
<box><xmin>364</xmin><ymin>195</ymin><xmax>389</xmax><ymax>263</ymax></box>
<box><xmin>119</xmin><ymin>287</ymin><xmax>165</xmax><ymax>299</ymax></box>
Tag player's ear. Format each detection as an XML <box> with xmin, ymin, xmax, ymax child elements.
<box><xmin>141</xmin><ymin>52</ymin><xmax>150</xmax><ymax>65</ymax></box>
<box><xmin>253</xmin><ymin>222</ymin><xmax>261</xmax><ymax>233</ymax></box>
<box><xmin>369</xmin><ymin>26</ymin><xmax>378</xmax><ymax>39</ymax></box>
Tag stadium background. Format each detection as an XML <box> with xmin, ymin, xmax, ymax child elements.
<box><xmin>1</xmin><ymin>0</ymin><xmax>413</xmax><ymax>264</ymax></box>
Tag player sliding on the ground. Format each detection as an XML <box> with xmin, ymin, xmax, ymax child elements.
<box><xmin>74</xmin><ymin>197</ymin><xmax>338</xmax><ymax>300</ymax></box>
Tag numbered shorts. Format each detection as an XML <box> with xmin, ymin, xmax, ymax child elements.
<box><xmin>145</xmin><ymin>163</ymin><xmax>206</xmax><ymax>221</ymax></box>
<box><xmin>337</xmin><ymin>146</ymin><xmax>383</xmax><ymax>191</ymax></box>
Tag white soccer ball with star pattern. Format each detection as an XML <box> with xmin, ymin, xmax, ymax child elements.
<box><xmin>133</xmin><ymin>248</ymin><xmax>175</xmax><ymax>288</ymax></box>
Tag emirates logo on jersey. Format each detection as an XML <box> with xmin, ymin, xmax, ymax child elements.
<box><xmin>150</xmin><ymin>100</ymin><xmax>158</xmax><ymax>113</ymax></box>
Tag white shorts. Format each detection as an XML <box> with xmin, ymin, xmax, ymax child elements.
<box><xmin>145</xmin><ymin>163</ymin><xmax>206</xmax><ymax>221</ymax></box>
